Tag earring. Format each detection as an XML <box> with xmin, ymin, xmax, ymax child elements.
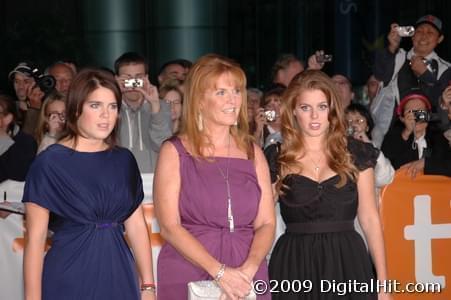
<box><xmin>197</xmin><ymin>113</ymin><xmax>204</xmax><ymax>131</ymax></box>
<box><xmin>234</xmin><ymin>119</ymin><xmax>238</xmax><ymax>126</ymax></box>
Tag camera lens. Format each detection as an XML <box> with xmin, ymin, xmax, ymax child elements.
<box><xmin>38</xmin><ymin>75</ymin><xmax>56</xmax><ymax>94</ymax></box>
<box><xmin>413</xmin><ymin>110</ymin><xmax>430</xmax><ymax>123</ymax></box>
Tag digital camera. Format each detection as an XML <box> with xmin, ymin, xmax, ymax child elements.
<box><xmin>346</xmin><ymin>126</ymin><xmax>355</xmax><ymax>137</ymax></box>
<box><xmin>264</xmin><ymin>110</ymin><xmax>276</xmax><ymax>122</ymax></box>
<box><xmin>124</xmin><ymin>78</ymin><xmax>144</xmax><ymax>88</ymax></box>
<box><xmin>397</xmin><ymin>26</ymin><xmax>415</xmax><ymax>37</ymax></box>
<box><xmin>412</xmin><ymin>110</ymin><xmax>430</xmax><ymax>123</ymax></box>
<box><xmin>316</xmin><ymin>54</ymin><xmax>333</xmax><ymax>63</ymax></box>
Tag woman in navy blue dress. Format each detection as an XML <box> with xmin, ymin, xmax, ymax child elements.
<box><xmin>23</xmin><ymin>68</ymin><xmax>155</xmax><ymax>300</ymax></box>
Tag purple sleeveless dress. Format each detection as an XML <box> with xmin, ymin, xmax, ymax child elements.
<box><xmin>157</xmin><ymin>137</ymin><xmax>270</xmax><ymax>299</ymax></box>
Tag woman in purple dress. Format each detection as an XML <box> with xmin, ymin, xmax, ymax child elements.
<box><xmin>154</xmin><ymin>54</ymin><xmax>275</xmax><ymax>299</ymax></box>
<box><xmin>23</xmin><ymin>69</ymin><xmax>155</xmax><ymax>300</ymax></box>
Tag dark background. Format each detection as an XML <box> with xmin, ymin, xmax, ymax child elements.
<box><xmin>1</xmin><ymin>0</ymin><xmax>450</xmax><ymax>94</ymax></box>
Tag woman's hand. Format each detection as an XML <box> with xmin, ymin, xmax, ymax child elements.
<box><xmin>400</xmin><ymin>158</ymin><xmax>425</xmax><ymax>179</ymax></box>
<box><xmin>307</xmin><ymin>50</ymin><xmax>326</xmax><ymax>70</ymax></box>
<box><xmin>47</xmin><ymin>115</ymin><xmax>64</xmax><ymax>136</ymax></box>
<box><xmin>27</xmin><ymin>84</ymin><xmax>45</xmax><ymax>110</ymax></box>
<box><xmin>441</xmin><ymin>86</ymin><xmax>451</xmax><ymax>106</ymax></box>
<box><xmin>401</xmin><ymin>110</ymin><xmax>415</xmax><ymax>140</ymax></box>
<box><xmin>254</xmin><ymin>108</ymin><xmax>267</xmax><ymax>129</ymax></box>
<box><xmin>353</xmin><ymin>130</ymin><xmax>372</xmax><ymax>143</ymax></box>
<box><xmin>217</xmin><ymin>267</ymin><xmax>253</xmax><ymax>300</ymax></box>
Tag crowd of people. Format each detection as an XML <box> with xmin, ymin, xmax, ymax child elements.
<box><xmin>0</xmin><ymin>13</ymin><xmax>449</xmax><ymax>300</ymax></box>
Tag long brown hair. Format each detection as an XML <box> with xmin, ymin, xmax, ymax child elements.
<box><xmin>277</xmin><ymin>70</ymin><xmax>357</xmax><ymax>193</ymax></box>
<box><xmin>179</xmin><ymin>54</ymin><xmax>253</xmax><ymax>159</ymax></box>
<box><xmin>60</xmin><ymin>68</ymin><xmax>122</xmax><ymax>148</ymax></box>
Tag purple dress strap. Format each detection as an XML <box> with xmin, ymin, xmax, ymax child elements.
<box><xmin>167</xmin><ymin>136</ymin><xmax>189</xmax><ymax>156</ymax></box>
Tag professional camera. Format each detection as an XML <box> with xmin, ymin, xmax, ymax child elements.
<box><xmin>412</xmin><ymin>109</ymin><xmax>431</xmax><ymax>123</ymax></box>
<box><xmin>264</xmin><ymin>110</ymin><xmax>276</xmax><ymax>122</ymax></box>
<box><xmin>124</xmin><ymin>78</ymin><xmax>144</xmax><ymax>88</ymax></box>
<box><xmin>29</xmin><ymin>67</ymin><xmax>56</xmax><ymax>94</ymax></box>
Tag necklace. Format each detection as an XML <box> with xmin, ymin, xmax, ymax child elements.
<box><xmin>216</xmin><ymin>134</ymin><xmax>234</xmax><ymax>232</ymax></box>
<box><xmin>308</xmin><ymin>152</ymin><xmax>322</xmax><ymax>173</ymax></box>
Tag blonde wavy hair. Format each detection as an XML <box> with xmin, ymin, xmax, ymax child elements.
<box><xmin>276</xmin><ymin>70</ymin><xmax>358</xmax><ymax>193</ymax></box>
<box><xmin>35</xmin><ymin>91</ymin><xmax>66</xmax><ymax>143</ymax></box>
<box><xmin>179</xmin><ymin>54</ymin><xmax>253</xmax><ymax>159</ymax></box>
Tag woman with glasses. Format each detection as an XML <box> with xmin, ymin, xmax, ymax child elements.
<box><xmin>35</xmin><ymin>91</ymin><xmax>66</xmax><ymax>153</ymax></box>
<box><xmin>254</xmin><ymin>85</ymin><xmax>285</xmax><ymax>148</ymax></box>
<box><xmin>345</xmin><ymin>103</ymin><xmax>394</xmax><ymax>190</ymax></box>
<box><xmin>159</xmin><ymin>79</ymin><xmax>183</xmax><ymax>134</ymax></box>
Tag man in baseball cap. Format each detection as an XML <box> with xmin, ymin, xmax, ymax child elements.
<box><xmin>415</xmin><ymin>14</ymin><xmax>442</xmax><ymax>34</ymax></box>
<box><xmin>8</xmin><ymin>62</ymin><xmax>35</xmax><ymax>103</ymax></box>
<box><xmin>372</xmin><ymin>14</ymin><xmax>450</xmax><ymax>146</ymax></box>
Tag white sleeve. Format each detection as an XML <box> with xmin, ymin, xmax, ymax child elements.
<box><xmin>374</xmin><ymin>151</ymin><xmax>395</xmax><ymax>188</ymax></box>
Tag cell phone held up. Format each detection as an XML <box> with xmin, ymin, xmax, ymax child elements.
<box><xmin>124</xmin><ymin>78</ymin><xmax>144</xmax><ymax>88</ymax></box>
<box><xmin>396</xmin><ymin>26</ymin><xmax>415</xmax><ymax>37</ymax></box>
<box><xmin>316</xmin><ymin>54</ymin><xmax>333</xmax><ymax>64</ymax></box>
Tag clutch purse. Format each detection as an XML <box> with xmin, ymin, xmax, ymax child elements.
<box><xmin>187</xmin><ymin>280</ymin><xmax>257</xmax><ymax>300</ymax></box>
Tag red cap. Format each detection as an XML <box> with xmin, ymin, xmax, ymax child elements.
<box><xmin>396</xmin><ymin>93</ymin><xmax>431</xmax><ymax>116</ymax></box>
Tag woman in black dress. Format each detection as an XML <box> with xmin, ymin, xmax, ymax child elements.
<box><xmin>266</xmin><ymin>70</ymin><xmax>391</xmax><ymax>300</ymax></box>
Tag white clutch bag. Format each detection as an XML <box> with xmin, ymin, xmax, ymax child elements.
<box><xmin>187</xmin><ymin>280</ymin><xmax>257</xmax><ymax>300</ymax></box>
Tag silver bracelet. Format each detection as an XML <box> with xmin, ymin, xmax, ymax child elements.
<box><xmin>140</xmin><ymin>283</ymin><xmax>156</xmax><ymax>293</ymax></box>
<box><xmin>214</xmin><ymin>264</ymin><xmax>226</xmax><ymax>283</ymax></box>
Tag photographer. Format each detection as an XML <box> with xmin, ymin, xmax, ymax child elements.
<box><xmin>381</xmin><ymin>89</ymin><xmax>448</xmax><ymax>170</ymax></box>
<box><xmin>8</xmin><ymin>62</ymin><xmax>56</xmax><ymax>136</ymax></box>
<box><xmin>401</xmin><ymin>86</ymin><xmax>451</xmax><ymax>177</ymax></box>
<box><xmin>114</xmin><ymin>52</ymin><xmax>172</xmax><ymax>173</ymax></box>
<box><xmin>253</xmin><ymin>85</ymin><xmax>285</xmax><ymax>148</ymax></box>
<box><xmin>372</xmin><ymin>15</ymin><xmax>451</xmax><ymax>146</ymax></box>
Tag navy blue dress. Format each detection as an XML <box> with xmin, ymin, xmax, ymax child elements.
<box><xmin>22</xmin><ymin>144</ymin><xmax>144</xmax><ymax>300</ymax></box>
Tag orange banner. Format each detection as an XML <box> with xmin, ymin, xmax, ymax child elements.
<box><xmin>380</xmin><ymin>171</ymin><xmax>451</xmax><ymax>299</ymax></box>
